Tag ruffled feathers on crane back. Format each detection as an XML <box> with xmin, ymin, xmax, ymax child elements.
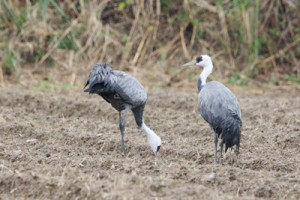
<box><xmin>84</xmin><ymin>63</ymin><xmax>113</xmax><ymax>94</ymax></box>
<box><xmin>84</xmin><ymin>63</ymin><xmax>147</xmax><ymax>112</ymax></box>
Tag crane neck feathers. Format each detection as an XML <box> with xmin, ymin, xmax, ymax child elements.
<box><xmin>141</xmin><ymin>122</ymin><xmax>161</xmax><ymax>154</ymax></box>
<box><xmin>199</xmin><ymin>62</ymin><xmax>213</xmax><ymax>90</ymax></box>
<box><xmin>197</xmin><ymin>78</ymin><xmax>203</xmax><ymax>91</ymax></box>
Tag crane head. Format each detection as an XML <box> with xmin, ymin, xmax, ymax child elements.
<box><xmin>142</xmin><ymin>123</ymin><xmax>162</xmax><ymax>155</ymax></box>
<box><xmin>182</xmin><ymin>55</ymin><xmax>212</xmax><ymax>68</ymax></box>
<box><xmin>148</xmin><ymin>132</ymin><xmax>162</xmax><ymax>155</ymax></box>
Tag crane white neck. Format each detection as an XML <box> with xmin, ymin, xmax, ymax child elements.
<box><xmin>141</xmin><ymin>122</ymin><xmax>161</xmax><ymax>154</ymax></box>
<box><xmin>198</xmin><ymin>62</ymin><xmax>213</xmax><ymax>91</ymax></box>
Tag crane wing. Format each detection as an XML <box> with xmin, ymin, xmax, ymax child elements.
<box><xmin>198</xmin><ymin>81</ymin><xmax>241</xmax><ymax>132</ymax></box>
<box><xmin>112</xmin><ymin>71</ymin><xmax>147</xmax><ymax>107</ymax></box>
<box><xmin>84</xmin><ymin>64</ymin><xmax>147</xmax><ymax>109</ymax></box>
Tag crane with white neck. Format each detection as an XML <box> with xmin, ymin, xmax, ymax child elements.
<box><xmin>183</xmin><ymin>55</ymin><xmax>242</xmax><ymax>164</ymax></box>
<box><xmin>84</xmin><ymin>64</ymin><xmax>161</xmax><ymax>155</ymax></box>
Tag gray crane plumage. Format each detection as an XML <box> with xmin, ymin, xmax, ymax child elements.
<box><xmin>84</xmin><ymin>64</ymin><xmax>147</xmax><ymax>111</ymax></box>
<box><xmin>198</xmin><ymin>81</ymin><xmax>242</xmax><ymax>156</ymax></box>
<box><xmin>183</xmin><ymin>55</ymin><xmax>242</xmax><ymax>163</ymax></box>
<box><xmin>84</xmin><ymin>64</ymin><xmax>161</xmax><ymax>155</ymax></box>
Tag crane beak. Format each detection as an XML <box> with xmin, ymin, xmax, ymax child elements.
<box><xmin>182</xmin><ymin>60</ymin><xmax>196</xmax><ymax>67</ymax></box>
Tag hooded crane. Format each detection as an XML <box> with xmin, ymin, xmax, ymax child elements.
<box><xmin>183</xmin><ymin>55</ymin><xmax>242</xmax><ymax>163</ymax></box>
<box><xmin>84</xmin><ymin>63</ymin><xmax>161</xmax><ymax>155</ymax></box>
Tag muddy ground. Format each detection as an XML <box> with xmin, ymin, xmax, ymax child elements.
<box><xmin>0</xmin><ymin>87</ymin><xmax>299</xmax><ymax>199</ymax></box>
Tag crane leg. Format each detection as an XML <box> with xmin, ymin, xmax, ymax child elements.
<box><xmin>119</xmin><ymin>107</ymin><xmax>130</xmax><ymax>155</ymax></box>
<box><xmin>214</xmin><ymin>131</ymin><xmax>218</xmax><ymax>164</ymax></box>
<box><xmin>235</xmin><ymin>145</ymin><xmax>239</xmax><ymax>165</ymax></box>
<box><xmin>219</xmin><ymin>141</ymin><xmax>224</xmax><ymax>164</ymax></box>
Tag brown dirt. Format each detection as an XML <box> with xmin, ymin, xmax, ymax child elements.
<box><xmin>0</xmin><ymin>87</ymin><xmax>299</xmax><ymax>199</ymax></box>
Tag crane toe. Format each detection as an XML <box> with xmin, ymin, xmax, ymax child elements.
<box><xmin>120</xmin><ymin>144</ymin><xmax>127</xmax><ymax>156</ymax></box>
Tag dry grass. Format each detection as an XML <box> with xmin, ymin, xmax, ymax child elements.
<box><xmin>0</xmin><ymin>0</ymin><xmax>299</xmax><ymax>88</ymax></box>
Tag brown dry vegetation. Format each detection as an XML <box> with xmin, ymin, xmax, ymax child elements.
<box><xmin>0</xmin><ymin>0</ymin><xmax>299</xmax><ymax>89</ymax></box>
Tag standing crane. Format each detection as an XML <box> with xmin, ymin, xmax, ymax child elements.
<box><xmin>84</xmin><ymin>63</ymin><xmax>161</xmax><ymax>155</ymax></box>
<box><xmin>183</xmin><ymin>55</ymin><xmax>242</xmax><ymax>163</ymax></box>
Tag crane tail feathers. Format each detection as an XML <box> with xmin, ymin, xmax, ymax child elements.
<box><xmin>221</xmin><ymin>115</ymin><xmax>242</xmax><ymax>153</ymax></box>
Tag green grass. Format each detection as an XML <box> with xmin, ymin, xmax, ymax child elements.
<box><xmin>35</xmin><ymin>80</ymin><xmax>55</xmax><ymax>92</ymax></box>
<box><xmin>3</xmin><ymin>49</ymin><xmax>18</xmax><ymax>75</ymax></box>
<box><xmin>284</xmin><ymin>75</ymin><xmax>300</xmax><ymax>84</ymax></box>
<box><xmin>1</xmin><ymin>1</ymin><xmax>27</xmax><ymax>30</ymax></box>
<box><xmin>228</xmin><ymin>73</ymin><xmax>249</xmax><ymax>86</ymax></box>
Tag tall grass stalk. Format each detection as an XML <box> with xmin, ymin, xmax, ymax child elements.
<box><xmin>0</xmin><ymin>0</ymin><xmax>299</xmax><ymax>87</ymax></box>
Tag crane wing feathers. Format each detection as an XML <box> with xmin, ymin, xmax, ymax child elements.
<box><xmin>198</xmin><ymin>81</ymin><xmax>241</xmax><ymax>131</ymax></box>
<box><xmin>84</xmin><ymin>64</ymin><xmax>147</xmax><ymax>108</ymax></box>
<box><xmin>84</xmin><ymin>64</ymin><xmax>113</xmax><ymax>93</ymax></box>
<box><xmin>112</xmin><ymin>71</ymin><xmax>147</xmax><ymax>106</ymax></box>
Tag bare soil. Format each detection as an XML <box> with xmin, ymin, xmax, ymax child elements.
<box><xmin>0</xmin><ymin>87</ymin><xmax>299</xmax><ymax>199</ymax></box>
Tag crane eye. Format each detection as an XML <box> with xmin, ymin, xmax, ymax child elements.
<box><xmin>196</xmin><ymin>56</ymin><xmax>202</xmax><ymax>63</ymax></box>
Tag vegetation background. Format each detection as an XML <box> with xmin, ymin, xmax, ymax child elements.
<box><xmin>0</xmin><ymin>0</ymin><xmax>299</xmax><ymax>91</ymax></box>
